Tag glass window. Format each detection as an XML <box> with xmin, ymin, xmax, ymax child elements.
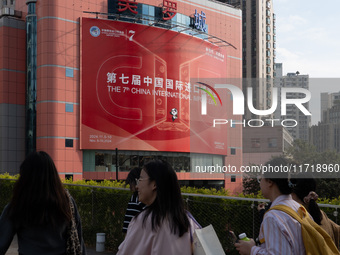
<box><xmin>251</xmin><ymin>138</ymin><xmax>261</xmax><ymax>148</ymax></box>
<box><xmin>183</xmin><ymin>15</ymin><xmax>190</xmax><ymax>27</ymax></box>
<box><xmin>89</xmin><ymin>150</ymin><xmax>193</xmax><ymax>173</ymax></box>
<box><xmin>231</xmin><ymin>175</ymin><xmax>236</xmax><ymax>182</ymax></box>
<box><xmin>268</xmin><ymin>138</ymin><xmax>277</xmax><ymax>148</ymax></box>
<box><xmin>65</xmin><ymin>174</ymin><xmax>73</xmax><ymax>180</ymax></box>
<box><xmin>65</xmin><ymin>103</ymin><xmax>73</xmax><ymax>113</ymax></box>
<box><xmin>142</xmin><ymin>4</ymin><xmax>148</xmax><ymax>15</ymax></box>
<box><xmin>28</xmin><ymin>3</ymin><xmax>36</xmax><ymax>14</ymax></box>
<box><xmin>190</xmin><ymin>153</ymin><xmax>223</xmax><ymax>173</ymax></box>
<box><xmin>65</xmin><ymin>139</ymin><xmax>73</xmax><ymax>148</ymax></box>
<box><xmin>66</xmin><ymin>68</ymin><xmax>74</xmax><ymax>78</ymax></box>
<box><xmin>230</xmin><ymin>148</ymin><xmax>236</xmax><ymax>155</ymax></box>
<box><xmin>149</xmin><ymin>5</ymin><xmax>155</xmax><ymax>16</ymax></box>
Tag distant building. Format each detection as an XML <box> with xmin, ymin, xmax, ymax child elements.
<box><xmin>320</xmin><ymin>91</ymin><xmax>340</xmax><ymax>121</ymax></box>
<box><xmin>310</xmin><ymin>104</ymin><xmax>340</xmax><ymax>153</ymax></box>
<box><xmin>275</xmin><ymin>63</ymin><xmax>283</xmax><ymax>78</ymax></box>
<box><xmin>243</xmin><ymin>126</ymin><xmax>293</xmax><ymax>166</ymax></box>
<box><xmin>275</xmin><ymin>72</ymin><xmax>311</xmax><ymax>141</ymax></box>
<box><xmin>274</xmin><ymin>63</ymin><xmax>283</xmax><ymax>121</ymax></box>
<box><xmin>223</xmin><ymin>0</ymin><xmax>276</xmax><ymax>119</ymax></box>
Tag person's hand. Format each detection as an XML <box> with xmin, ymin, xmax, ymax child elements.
<box><xmin>235</xmin><ymin>239</ymin><xmax>255</xmax><ymax>255</ymax></box>
<box><xmin>257</xmin><ymin>203</ymin><xmax>266</xmax><ymax>211</ymax></box>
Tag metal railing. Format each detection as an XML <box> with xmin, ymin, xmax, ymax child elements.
<box><xmin>1</xmin><ymin>179</ymin><xmax>339</xmax><ymax>253</ymax></box>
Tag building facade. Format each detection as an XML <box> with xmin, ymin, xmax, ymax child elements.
<box><xmin>243</xmin><ymin>125</ymin><xmax>293</xmax><ymax>166</ymax></box>
<box><xmin>224</xmin><ymin>0</ymin><xmax>276</xmax><ymax>119</ymax></box>
<box><xmin>310</xmin><ymin>103</ymin><xmax>340</xmax><ymax>153</ymax></box>
<box><xmin>321</xmin><ymin>91</ymin><xmax>340</xmax><ymax>122</ymax></box>
<box><xmin>0</xmin><ymin>0</ymin><xmax>243</xmax><ymax>192</ymax></box>
<box><xmin>275</xmin><ymin>72</ymin><xmax>311</xmax><ymax>141</ymax></box>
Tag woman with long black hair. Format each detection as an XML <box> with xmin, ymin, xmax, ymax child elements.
<box><xmin>117</xmin><ymin>159</ymin><xmax>198</xmax><ymax>255</ymax></box>
<box><xmin>0</xmin><ymin>151</ymin><xmax>86</xmax><ymax>254</ymax></box>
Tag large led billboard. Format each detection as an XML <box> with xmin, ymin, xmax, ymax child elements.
<box><xmin>81</xmin><ymin>17</ymin><xmax>230</xmax><ymax>154</ymax></box>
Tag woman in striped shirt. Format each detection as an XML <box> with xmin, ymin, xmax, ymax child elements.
<box><xmin>235</xmin><ymin>158</ymin><xmax>305</xmax><ymax>255</ymax></box>
<box><xmin>122</xmin><ymin>167</ymin><xmax>145</xmax><ymax>234</ymax></box>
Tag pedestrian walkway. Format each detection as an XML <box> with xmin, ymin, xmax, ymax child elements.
<box><xmin>6</xmin><ymin>235</ymin><xmax>115</xmax><ymax>255</ymax></box>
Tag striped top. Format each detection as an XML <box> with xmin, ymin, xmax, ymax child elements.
<box><xmin>251</xmin><ymin>195</ymin><xmax>306</xmax><ymax>255</ymax></box>
<box><xmin>122</xmin><ymin>192</ymin><xmax>145</xmax><ymax>233</ymax></box>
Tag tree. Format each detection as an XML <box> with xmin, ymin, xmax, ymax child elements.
<box><xmin>242</xmin><ymin>140</ymin><xmax>340</xmax><ymax>198</ymax></box>
<box><xmin>285</xmin><ymin>140</ymin><xmax>340</xmax><ymax>198</ymax></box>
<box><xmin>242</xmin><ymin>171</ymin><xmax>260</xmax><ymax>195</ymax></box>
<box><xmin>285</xmin><ymin>139</ymin><xmax>318</xmax><ymax>164</ymax></box>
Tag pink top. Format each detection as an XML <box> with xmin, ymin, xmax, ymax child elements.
<box><xmin>117</xmin><ymin>211</ymin><xmax>193</xmax><ymax>255</ymax></box>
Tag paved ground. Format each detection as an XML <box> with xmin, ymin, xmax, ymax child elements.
<box><xmin>6</xmin><ymin>235</ymin><xmax>115</xmax><ymax>255</ymax></box>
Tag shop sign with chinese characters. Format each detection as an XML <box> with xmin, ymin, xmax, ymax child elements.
<box><xmin>193</xmin><ymin>9</ymin><xmax>207</xmax><ymax>32</ymax></box>
<box><xmin>116</xmin><ymin>0</ymin><xmax>177</xmax><ymax>21</ymax></box>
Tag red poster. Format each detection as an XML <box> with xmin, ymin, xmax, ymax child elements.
<box><xmin>81</xmin><ymin>18</ymin><xmax>229</xmax><ymax>154</ymax></box>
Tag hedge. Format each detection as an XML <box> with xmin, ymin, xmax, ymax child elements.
<box><xmin>1</xmin><ymin>175</ymin><xmax>340</xmax><ymax>253</ymax></box>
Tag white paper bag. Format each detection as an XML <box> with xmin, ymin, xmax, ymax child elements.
<box><xmin>192</xmin><ymin>224</ymin><xmax>226</xmax><ymax>255</ymax></box>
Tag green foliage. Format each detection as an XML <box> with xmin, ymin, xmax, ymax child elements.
<box><xmin>285</xmin><ymin>140</ymin><xmax>340</xmax><ymax>198</ymax></box>
<box><xmin>0</xmin><ymin>173</ymin><xmax>19</xmax><ymax>179</ymax></box>
<box><xmin>0</xmin><ymin>178</ymin><xmax>16</xmax><ymax>211</ymax></box>
<box><xmin>242</xmin><ymin>171</ymin><xmax>261</xmax><ymax>195</ymax></box>
<box><xmin>285</xmin><ymin>139</ymin><xmax>318</xmax><ymax>164</ymax></box>
<box><xmin>63</xmin><ymin>178</ymin><xmax>127</xmax><ymax>188</ymax></box>
<box><xmin>181</xmin><ymin>186</ymin><xmax>230</xmax><ymax>196</ymax></box>
<box><xmin>66</xmin><ymin>185</ymin><xmax>130</xmax><ymax>251</ymax></box>
<box><xmin>1</xmin><ymin>173</ymin><xmax>340</xmax><ymax>253</ymax></box>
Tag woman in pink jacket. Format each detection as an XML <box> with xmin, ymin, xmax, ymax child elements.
<box><xmin>117</xmin><ymin>160</ymin><xmax>196</xmax><ymax>255</ymax></box>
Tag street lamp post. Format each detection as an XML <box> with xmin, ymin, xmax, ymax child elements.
<box><xmin>115</xmin><ymin>148</ymin><xmax>118</xmax><ymax>180</ymax></box>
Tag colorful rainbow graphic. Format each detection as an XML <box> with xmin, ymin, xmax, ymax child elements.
<box><xmin>196</xmin><ymin>82</ymin><xmax>222</xmax><ymax>106</ymax></box>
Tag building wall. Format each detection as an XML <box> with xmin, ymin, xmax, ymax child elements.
<box><xmin>0</xmin><ymin>16</ymin><xmax>26</xmax><ymax>173</ymax></box>
<box><xmin>9</xmin><ymin>0</ymin><xmax>243</xmax><ymax>192</ymax></box>
<box><xmin>243</xmin><ymin>125</ymin><xmax>293</xmax><ymax>166</ymax></box>
<box><xmin>274</xmin><ymin>72</ymin><xmax>310</xmax><ymax>141</ymax></box>
<box><xmin>282</xmin><ymin>73</ymin><xmax>310</xmax><ymax>141</ymax></box>
<box><xmin>225</xmin><ymin>0</ymin><xmax>275</xmax><ymax>118</ymax></box>
<box><xmin>321</xmin><ymin>91</ymin><xmax>340</xmax><ymax>121</ymax></box>
<box><xmin>310</xmin><ymin>105</ymin><xmax>340</xmax><ymax>153</ymax></box>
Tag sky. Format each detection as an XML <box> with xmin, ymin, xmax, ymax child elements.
<box><xmin>274</xmin><ymin>0</ymin><xmax>340</xmax><ymax>124</ymax></box>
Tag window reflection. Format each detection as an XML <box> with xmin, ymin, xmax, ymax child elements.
<box><xmin>87</xmin><ymin>151</ymin><xmax>222</xmax><ymax>173</ymax></box>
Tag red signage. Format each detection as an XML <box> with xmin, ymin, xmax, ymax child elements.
<box><xmin>118</xmin><ymin>0</ymin><xmax>138</xmax><ymax>14</ymax></box>
<box><xmin>81</xmin><ymin>18</ymin><xmax>229</xmax><ymax>154</ymax></box>
<box><xmin>162</xmin><ymin>0</ymin><xmax>177</xmax><ymax>20</ymax></box>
